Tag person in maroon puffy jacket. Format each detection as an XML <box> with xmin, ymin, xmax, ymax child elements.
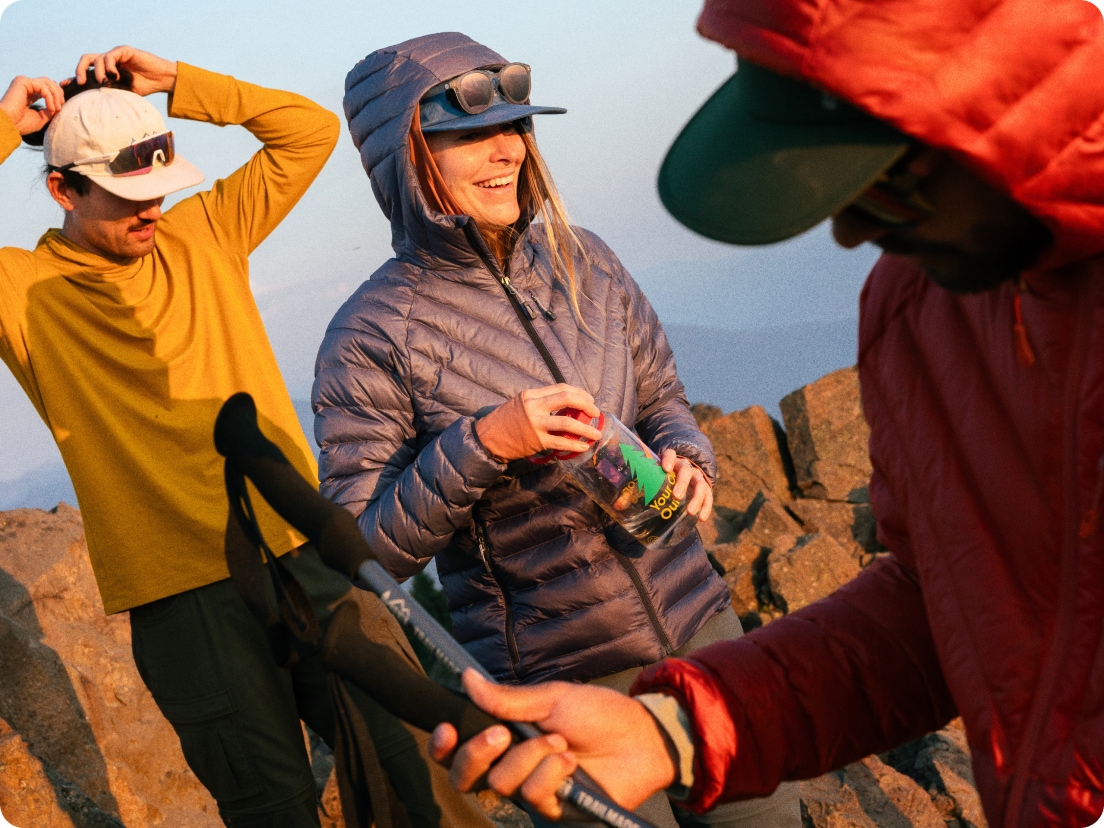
<box><xmin>428</xmin><ymin>1</ymin><xmax>1104</xmax><ymax>826</ymax></box>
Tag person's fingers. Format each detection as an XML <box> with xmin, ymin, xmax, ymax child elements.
<box><xmin>483</xmin><ymin>731</ymin><xmax>569</xmax><ymax>798</ymax></box>
<box><xmin>517</xmin><ymin>751</ymin><xmax>580</xmax><ymax>820</ymax></box>
<box><xmin>74</xmin><ymin>53</ymin><xmax>102</xmax><ymax>85</ymax></box>
<box><xmin>698</xmin><ymin>481</ymin><xmax>713</xmax><ymax>521</ymax></box>
<box><xmin>101</xmin><ymin>51</ymin><xmax>120</xmax><ymax>82</ymax></box>
<box><xmin>522</xmin><ymin>384</ymin><xmax>599</xmax><ymax>419</ymax></box>
<box><xmin>685</xmin><ymin>473</ymin><xmax>709</xmax><ymax>516</ymax></box>
<box><xmin>42</xmin><ymin>78</ymin><xmax>64</xmax><ymax>115</ymax></box>
<box><xmin>671</xmin><ymin>459</ymin><xmax>694</xmax><ymax>502</ymax></box>
<box><xmin>448</xmin><ymin>724</ymin><xmax>513</xmax><ymax>792</ymax></box>
<box><xmin>25</xmin><ymin>77</ymin><xmax>64</xmax><ymax>117</ymax></box>
<box><xmin>1</xmin><ymin>77</ymin><xmax>63</xmax><ymax>133</ymax></box>
<box><xmin>429</xmin><ymin>723</ymin><xmax>459</xmax><ymax>764</ymax></box>
<box><xmin>544</xmin><ymin>410</ymin><xmax>602</xmax><ymax>442</ymax></box>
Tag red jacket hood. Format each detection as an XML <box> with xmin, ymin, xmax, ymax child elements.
<box><xmin>695</xmin><ymin>0</ymin><xmax>1104</xmax><ymax>270</ymax></box>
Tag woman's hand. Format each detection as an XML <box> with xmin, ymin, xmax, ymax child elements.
<box><xmin>72</xmin><ymin>46</ymin><xmax>177</xmax><ymax>96</ymax></box>
<box><xmin>429</xmin><ymin>670</ymin><xmax>677</xmax><ymax>821</ymax></box>
<box><xmin>476</xmin><ymin>383</ymin><xmax>602</xmax><ymax>462</ymax></box>
<box><xmin>0</xmin><ymin>76</ymin><xmax>64</xmax><ymax>135</ymax></box>
<box><xmin>661</xmin><ymin>449</ymin><xmax>713</xmax><ymax>521</ymax></box>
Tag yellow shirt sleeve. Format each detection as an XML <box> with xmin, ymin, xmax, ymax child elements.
<box><xmin>0</xmin><ymin>111</ymin><xmax>21</xmax><ymax>162</ymax></box>
<box><xmin>164</xmin><ymin>63</ymin><xmax>340</xmax><ymax>257</ymax></box>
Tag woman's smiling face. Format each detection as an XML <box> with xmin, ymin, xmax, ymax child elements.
<box><xmin>425</xmin><ymin>121</ymin><xmax>526</xmax><ymax>231</ymax></box>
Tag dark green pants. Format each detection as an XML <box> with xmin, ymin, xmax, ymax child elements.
<box><xmin>129</xmin><ymin>546</ymin><xmax>491</xmax><ymax>828</ymax></box>
<box><xmin>532</xmin><ymin>607</ymin><xmax>802</xmax><ymax>828</ymax></box>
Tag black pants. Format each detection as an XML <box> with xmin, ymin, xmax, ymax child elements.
<box><xmin>129</xmin><ymin>546</ymin><xmax>491</xmax><ymax>827</ymax></box>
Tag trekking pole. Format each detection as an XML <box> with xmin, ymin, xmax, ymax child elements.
<box><xmin>214</xmin><ymin>392</ymin><xmax>656</xmax><ymax>828</ymax></box>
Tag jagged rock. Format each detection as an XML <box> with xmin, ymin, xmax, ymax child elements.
<box><xmin>766</xmin><ymin>532</ymin><xmax>861</xmax><ymax>614</ymax></box>
<box><xmin>882</xmin><ymin>720</ymin><xmax>987</xmax><ymax>828</ymax></box>
<box><xmin>0</xmin><ymin>506</ymin><xmax>220</xmax><ymax>826</ymax></box>
<box><xmin>706</xmin><ymin>492</ymin><xmax>805</xmax><ymax>623</ymax></box>
<box><xmin>800</xmin><ymin>771</ymin><xmax>881</xmax><ymax>827</ymax></box>
<box><xmin>690</xmin><ymin>403</ymin><xmax>723</xmax><ymax>427</ymax></box>
<box><xmin>709</xmin><ymin>537</ymin><xmax>762</xmax><ymax>623</ymax></box>
<box><xmin>779</xmin><ymin>367</ymin><xmax>871</xmax><ymax>502</ymax></box>
<box><xmin>801</xmin><ymin>754</ymin><xmax>947</xmax><ymax>828</ymax></box>
<box><xmin>695</xmin><ymin>511</ymin><xmax>741</xmax><ymax>548</ymax></box>
<box><xmin>737</xmin><ymin>491</ymin><xmax>803</xmax><ymax>546</ymax></box>
<box><xmin>701</xmin><ymin>405</ymin><xmax>794</xmax><ymax>515</ymax></box>
<box><xmin>0</xmin><ymin>717</ymin><xmax>79</xmax><ymax>828</ymax></box>
<box><xmin>786</xmin><ymin>499</ymin><xmax>880</xmax><ymax>563</ymax></box>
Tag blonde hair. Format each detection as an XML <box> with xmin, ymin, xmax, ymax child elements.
<box><xmin>515</xmin><ymin>129</ymin><xmax>589</xmax><ymax>323</ymax></box>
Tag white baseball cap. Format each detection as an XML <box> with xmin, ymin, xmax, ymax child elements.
<box><xmin>44</xmin><ymin>88</ymin><xmax>204</xmax><ymax>201</ymax></box>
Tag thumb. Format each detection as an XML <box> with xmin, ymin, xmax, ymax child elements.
<box><xmin>462</xmin><ymin>669</ymin><xmax>559</xmax><ymax>724</ymax></box>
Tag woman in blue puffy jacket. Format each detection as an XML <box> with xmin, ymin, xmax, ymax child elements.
<box><xmin>313</xmin><ymin>32</ymin><xmax>799</xmax><ymax>828</ymax></box>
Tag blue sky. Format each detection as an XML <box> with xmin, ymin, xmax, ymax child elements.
<box><xmin>3</xmin><ymin>0</ymin><xmax>1097</xmax><ymax>506</ymax></box>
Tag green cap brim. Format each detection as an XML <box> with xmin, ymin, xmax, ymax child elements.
<box><xmin>659</xmin><ymin>63</ymin><xmax>911</xmax><ymax>245</ymax></box>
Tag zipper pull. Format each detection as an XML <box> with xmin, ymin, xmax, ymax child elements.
<box><xmin>474</xmin><ymin>521</ymin><xmax>494</xmax><ymax>575</ymax></box>
<box><xmin>500</xmin><ymin>275</ymin><xmax>536</xmax><ymax>320</ymax></box>
<box><xmin>529</xmin><ymin>291</ymin><xmax>556</xmax><ymax>321</ymax></box>
<box><xmin>1080</xmin><ymin>451</ymin><xmax>1104</xmax><ymax>540</ymax></box>
<box><xmin>1013</xmin><ymin>280</ymin><xmax>1036</xmax><ymax>368</ymax></box>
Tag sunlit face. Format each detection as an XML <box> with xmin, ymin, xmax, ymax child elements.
<box><xmin>48</xmin><ymin>174</ymin><xmax>164</xmax><ymax>261</ymax></box>
<box><xmin>831</xmin><ymin>153</ymin><xmax>1052</xmax><ymax>294</ymax></box>
<box><xmin>425</xmin><ymin>121</ymin><xmax>526</xmax><ymax>231</ymax></box>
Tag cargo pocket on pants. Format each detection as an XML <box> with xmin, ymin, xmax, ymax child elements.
<box><xmin>157</xmin><ymin>690</ymin><xmax>263</xmax><ymax>803</ymax></box>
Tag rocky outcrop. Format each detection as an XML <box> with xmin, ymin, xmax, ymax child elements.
<box><xmin>778</xmin><ymin>366</ymin><xmax>872</xmax><ymax>502</ymax></box>
<box><xmin>0</xmin><ymin>506</ymin><xmax>220</xmax><ymax>827</ymax></box>
<box><xmin>697</xmin><ymin>366</ymin><xmax>884</xmax><ymax>628</ymax></box>
<box><xmin>0</xmin><ymin>365</ymin><xmax>983</xmax><ymax>828</ymax></box>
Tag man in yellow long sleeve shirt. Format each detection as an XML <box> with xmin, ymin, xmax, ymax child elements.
<box><xmin>0</xmin><ymin>46</ymin><xmax>490</xmax><ymax>828</ymax></box>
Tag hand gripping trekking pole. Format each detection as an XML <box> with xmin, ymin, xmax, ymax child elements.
<box><xmin>214</xmin><ymin>393</ymin><xmax>656</xmax><ymax>828</ymax></box>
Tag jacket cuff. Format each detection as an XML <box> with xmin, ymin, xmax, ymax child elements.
<box><xmin>444</xmin><ymin>416</ymin><xmax>507</xmax><ymax>490</ymax></box>
<box><xmin>635</xmin><ymin>692</ymin><xmax>696</xmax><ymax>799</ymax></box>
<box><xmin>631</xmin><ymin>658</ymin><xmax>738</xmax><ymax>813</ymax></box>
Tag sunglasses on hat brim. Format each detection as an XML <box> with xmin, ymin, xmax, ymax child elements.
<box><xmin>445</xmin><ymin>63</ymin><xmax>531</xmax><ymax>115</ymax></box>
<box><xmin>60</xmin><ymin>132</ymin><xmax>176</xmax><ymax>177</ymax></box>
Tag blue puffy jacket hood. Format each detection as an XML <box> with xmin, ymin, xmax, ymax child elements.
<box><xmin>343</xmin><ymin>32</ymin><xmax>520</xmax><ymax>269</ymax></box>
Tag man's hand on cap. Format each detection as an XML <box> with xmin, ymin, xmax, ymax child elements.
<box><xmin>74</xmin><ymin>46</ymin><xmax>177</xmax><ymax>97</ymax></box>
<box><xmin>0</xmin><ymin>76</ymin><xmax>64</xmax><ymax>135</ymax></box>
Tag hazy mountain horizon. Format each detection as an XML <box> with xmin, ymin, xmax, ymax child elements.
<box><xmin>1</xmin><ymin>316</ymin><xmax>857</xmax><ymax>512</ymax></box>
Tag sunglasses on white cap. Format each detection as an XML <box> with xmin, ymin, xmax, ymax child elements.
<box><xmin>58</xmin><ymin>132</ymin><xmax>176</xmax><ymax>177</ymax></box>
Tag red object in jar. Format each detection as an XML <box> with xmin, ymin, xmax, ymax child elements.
<box><xmin>530</xmin><ymin>408</ymin><xmax>603</xmax><ymax>464</ymax></box>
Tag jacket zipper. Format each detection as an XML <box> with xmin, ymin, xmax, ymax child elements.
<box><xmin>464</xmin><ymin>224</ymin><xmax>567</xmax><ymax>384</ymax></box>
<box><xmin>528</xmin><ymin>290</ymin><xmax>556</xmax><ymax>321</ymax></box>
<box><xmin>612</xmin><ymin>550</ymin><xmax>674</xmax><ymax>655</ymax></box>
<box><xmin>499</xmin><ymin>268</ymin><xmax>566</xmax><ymax>383</ymax></box>
<box><xmin>474</xmin><ymin>517</ymin><xmax>522</xmax><ymax>670</ymax></box>
<box><xmin>469</xmin><ymin>228</ymin><xmax>667</xmax><ymax>667</ymax></box>
<box><xmin>1002</xmin><ymin>280</ymin><xmax>1092</xmax><ymax>827</ymax></box>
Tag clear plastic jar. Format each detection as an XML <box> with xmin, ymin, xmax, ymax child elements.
<box><xmin>533</xmin><ymin>409</ymin><xmax>697</xmax><ymax>549</ymax></box>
